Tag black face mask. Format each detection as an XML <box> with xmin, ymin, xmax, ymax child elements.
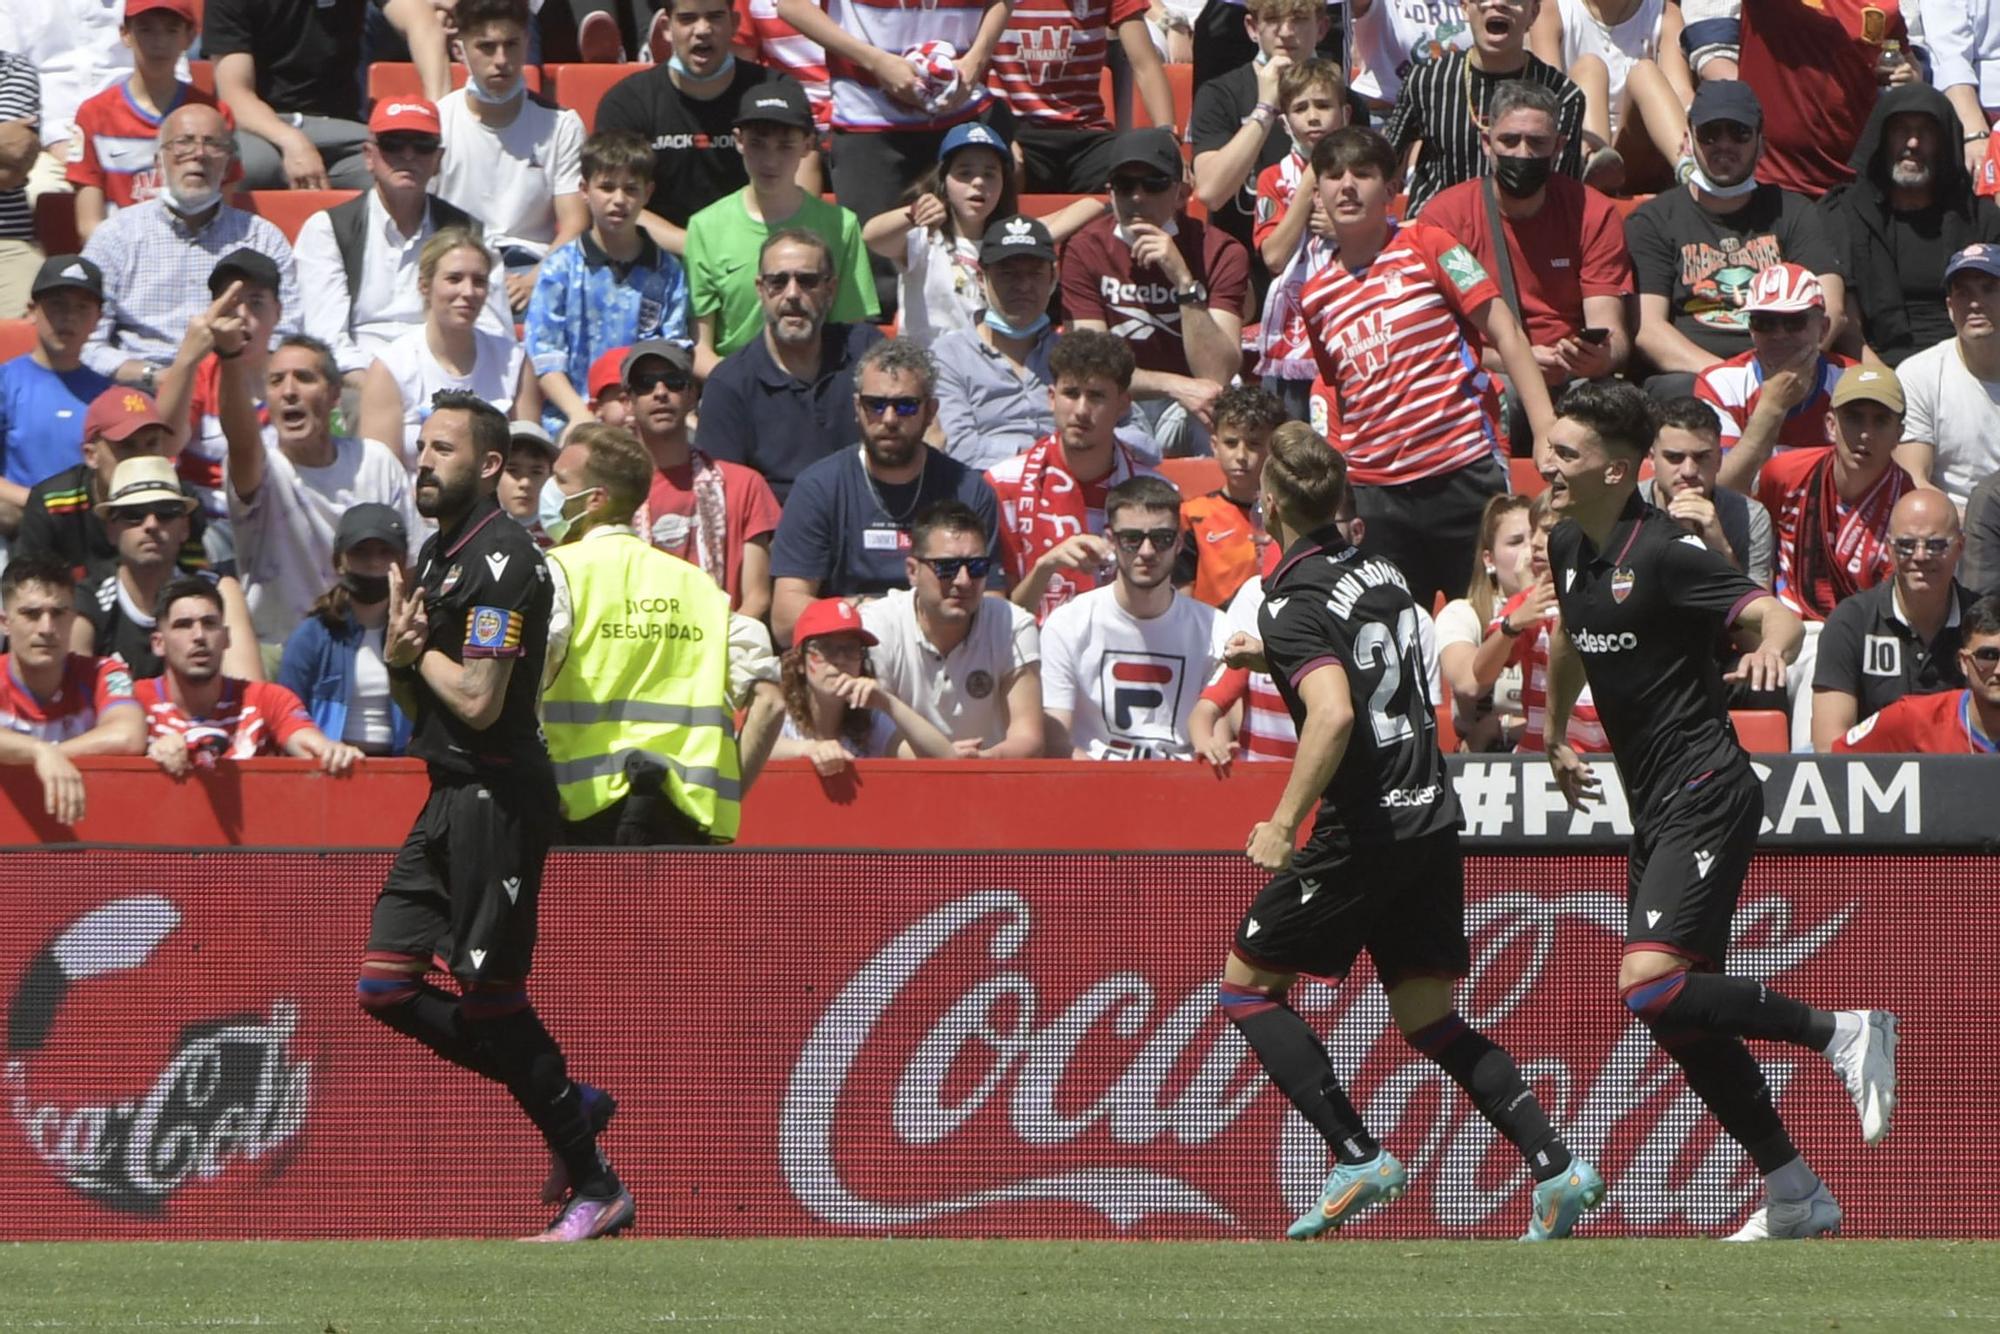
<box><xmin>1493</xmin><ymin>154</ymin><xmax>1553</xmax><ymax>199</ymax></box>
<box><xmin>342</xmin><ymin>570</ymin><xmax>390</xmax><ymax>603</ymax></box>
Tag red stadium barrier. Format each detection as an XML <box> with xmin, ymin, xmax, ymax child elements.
<box><xmin>0</xmin><ymin>848</ymin><xmax>1992</xmax><ymax>1240</ymax></box>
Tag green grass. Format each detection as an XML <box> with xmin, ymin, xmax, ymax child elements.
<box><xmin>2</xmin><ymin>1239</ymin><xmax>1995</xmax><ymax>1331</ymax></box>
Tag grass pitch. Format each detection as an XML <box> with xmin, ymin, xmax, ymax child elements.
<box><xmin>1</xmin><ymin>1239</ymin><xmax>1994</xmax><ymax>1331</ymax></box>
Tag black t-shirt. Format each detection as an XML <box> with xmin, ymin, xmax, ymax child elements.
<box><xmin>15</xmin><ymin>465</ymin><xmax>213</xmax><ymax>583</ymax></box>
<box><xmin>1548</xmin><ymin>492</ymin><xmax>1765</xmax><ymax>816</ymax></box>
<box><xmin>1882</xmin><ymin>210</ymin><xmax>1957</xmax><ymax>358</ymax></box>
<box><xmin>1812</xmin><ymin>579</ymin><xmax>1975</xmax><ymax>724</ymax></box>
<box><xmin>1188</xmin><ymin>64</ymin><xmax>1287</xmax><ymax>262</ymax></box>
<box><xmin>203</xmin><ymin>0</ymin><xmax>365</xmax><ymax>122</ymax></box>
<box><xmin>407</xmin><ymin>498</ymin><xmax>554</xmax><ymax>785</ymax></box>
<box><xmin>78</xmin><ymin>564</ymin><xmax>182</xmax><ymax>679</ymax></box>
<box><xmin>1257</xmin><ymin>527</ymin><xmax>1458</xmax><ymax>848</ymax></box>
<box><xmin>592</xmin><ymin>62</ymin><xmax>794</xmax><ymax>226</ymax></box>
<box><xmin>1625</xmin><ymin>184</ymin><xmax>1842</xmax><ymax>363</ymax></box>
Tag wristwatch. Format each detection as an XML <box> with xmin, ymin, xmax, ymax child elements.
<box><xmin>1498</xmin><ymin>615</ymin><xmax>1525</xmax><ymax>638</ymax></box>
<box><xmin>1243</xmin><ymin>103</ymin><xmax>1276</xmax><ymax>130</ymax></box>
<box><xmin>1172</xmin><ymin>281</ymin><xmax>1208</xmax><ymax>306</ymax></box>
<box><xmin>137</xmin><ymin>364</ymin><xmax>158</xmax><ymax>394</ymax></box>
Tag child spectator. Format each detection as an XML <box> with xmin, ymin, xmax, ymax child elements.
<box><xmin>66</xmin><ymin>0</ymin><xmax>235</xmax><ymax>243</ymax></box>
<box><xmin>688</xmin><ymin>83</ymin><xmax>878</xmax><ymax>378</ymax></box>
<box><xmin>585</xmin><ymin>347</ymin><xmax>631</xmax><ymax>428</ymax></box>
<box><xmin>1253</xmin><ymin>59</ymin><xmax>1346</xmax><ymax>423</ymax></box>
<box><xmin>525</xmin><ymin>130</ymin><xmax>690</xmax><ymax>437</ymax></box>
<box><xmin>1476</xmin><ymin>491</ymin><xmax>1607</xmax><ymax>755</ymax></box>
<box><xmin>768</xmin><ymin>596</ymin><xmax>957</xmax><ymax>771</ymax></box>
<box><xmin>275</xmin><ymin>504</ymin><xmax>412</xmax><ymax>757</ymax></box>
<box><xmin>1178</xmin><ymin>385</ymin><xmax>1280</xmax><ymax>608</ymax></box>
<box><xmin>733</xmin><ymin>0</ymin><xmax>834</xmax><ymax>132</ymax></box>
<box><xmin>499</xmin><ymin>421</ymin><xmax>558</xmax><ymax>545</ymax></box>
<box><xmin>0</xmin><ymin>258</ymin><xmax>114</xmax><ymax>526</ymax></box>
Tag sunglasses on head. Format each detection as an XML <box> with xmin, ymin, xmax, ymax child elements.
<box><xmin>1111</xmin><ymin>526</ymin><xmax>1179</xmax><ymax>553</ymax></box>
<box><xmin>1748</xmin><ymin>312</ymin><xmax>1811</xmax><ymax>333</ymax></box>
<box><xmin>1890</xmin><ymin>535</ymin><xmax>1955</xmax><ymax>559</ymax></box>
<box><xmin>628</xmin><ymin>366</ymin><xmax>690</xmax><ymax>394</ymax></box>
<box><xmin>858</xmin><ymin>394</ymin><xmax>924</xmax><ymax>418</ymax></box>
<box><xmin>1696</xmin><ymin>122</ymin><xmax>1755</xmax><ymax>146</ymax></box>
<box><xmin>920</xmin><ymin>555</ymin><xmax>992</xmax><ymax>582</ymax></box>
<box><xmin>376</xmin><ymin>134</ymin><xmax>442</xmax><ymax>156</ymax></box>
<box><xmin>1109</xmin><ymin>171</ymin><xmax>1175</xmax><ymax>195</ymax></box>
<box><xmin>758</xmin><ymin>269</ymin><xmax>827</xmax><ymax>294</ymax></box>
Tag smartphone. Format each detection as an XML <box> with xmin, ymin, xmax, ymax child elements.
<box><xmin>1579</xmin><ymin>327</ymin><xmax>1611</xmax><ymax>346</ymax></box>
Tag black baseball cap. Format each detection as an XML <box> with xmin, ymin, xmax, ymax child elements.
<box><xmin>979</xmin><ymin>214</ymin><xmax>1057</xmax><ymax>265</ymax></box>
<box><xmin>1688</xmin><ymin>80</ymin><xmax>1762</xmax><ymax>129</ymax></box>
<box><xmin>335</xmin><ymin>502</ymin><xmax>409</xmax><ymax>555</ymax></box>
<box><xmin>31</xmin><ymin>254</ymin><xmax>104</xmax><ymax>301</ymax></box>
<box><xmin>1106</xmin><ymin>128</ymin><xmax>1183</xmax><ymax>185</ymax></box>
<box><xmin>209</xmin><ymin>247</ymin><xmax>283</xmax><ymax>297</ymax></box>
<box><xmin>621</xmin><ymin>340</ymin><xmax>694</xmax><ymax>386</ymax></box>
<box><xmin>734</xmin><ymin>81</ymin><xmax>814</xmax><ymax>131</ymax></box>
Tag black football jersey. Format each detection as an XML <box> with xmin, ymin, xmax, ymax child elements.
<box><xmin>1258</xmin><ymin>529</ymin><xmax>1458</xmax><ymax>847</ymax></box>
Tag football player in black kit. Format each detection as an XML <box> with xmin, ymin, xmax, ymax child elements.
<box><xmin>1540</xmin><ymin>382</ymin><xmax>1898</xmax><ymax>1241</ymax></box>
<box><xmin>357</xmin><ymin>391</ymin><xmax>633</xmax><ymax>1242</ymax></box>
<box><xmin>1221</xmin><ymin>423</ymin><xmax>1604</xmax><ymax>1241</ymax></box>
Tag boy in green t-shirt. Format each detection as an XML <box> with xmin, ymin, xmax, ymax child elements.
<box><xmin>688</xmin><ymin>81</ymin><xmax>878</xmax><ymax>378</ymax></box>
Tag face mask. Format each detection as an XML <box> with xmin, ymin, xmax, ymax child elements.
<box><xmin>670</xmin><ymin>52</ymin><xmax>735</xmax><ymax>82</ymax></box>
<box><xmin>538</xmin><ymin>477</ymin><xmax>591</xmax><ymax>545</ymax></box>
<box><xmin>467</xmin><ymin>72</ymin><xmax>525</xmax><ymax>105</ymax></box>
<box><xmin>342</xmin><ymin>570</ymin><xmax>390</xmax><ymax>603</ymax></box>
<box><xmin>982</xmin><ymin>307</ymin><xmax>1051</xmax><ymax>340</ymax></box>
<box><xmin>1686</xmin><ymin>156</ymin><xmax>1759</xmax><ymax>198</ymax></box>
<box><xmin>1113</xmin><ymin>217</ymin><xmax>1179</xmax><ymax>246</ymax></box>
<box><xmin>1493</xmin><ymin>154</ymin><xmax>1552</xmax><ymax>199</ymax></box>
<box><xmin>162</xmin><ymin>180</ymin><xmax>222</xmax><ymax>215</ymax></box>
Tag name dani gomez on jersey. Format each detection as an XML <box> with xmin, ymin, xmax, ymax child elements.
<box><xmin>1323</xmin><ymin>554</ymin><xmax>1408</xmax><ymax>619</ymax></box>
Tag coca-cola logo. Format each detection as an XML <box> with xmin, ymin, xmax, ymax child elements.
<box><xmin>781</xmin><ymin>887</ymin><xmax>1856</xmax><ymax>1234</ymax></box>
<box><xmin>5</xmin><ymin>896</ymin><xmax>313</xmax><ymax>1216</ymax></box>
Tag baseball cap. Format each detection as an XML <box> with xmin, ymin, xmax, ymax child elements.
<box><xmin>939</xmin><ymin>121</ymin><xmax>1008</xmax><ymax>163</ymax></box>
<box><xmin>1945</xmin><ymin>242</ymin><xmax>2000</xmax><ymax>284</ymax></box>
<box><xmin>96</xmin><ymin>457</ymin><xmax>197</xmax><ymax>515</ymax></box>
<box><xmin>334</xmin><ymin>502</ymin><xmax>410</xmax><ymax>556</ymax></box>
<box><xmin>83</xmin><ymin>386</ymin><xmax>167</xmax><ymax>443</ymax></box>
<box><xmin>979</xmin><ymin>214</ymin><xmax>1057</xmax><ymax>265</ymax></box>
<box><xmin>1743</xmin><ymin>262</ymin><xmax>1824</xmax><ymax>315</ymax></box>
<box><xmin>509</xmin><ymin>419</ymin><xmax>559</xmax><ymax>459</ymax></box>
<box><xmin>209</xmin><ymin>247</ymin><xmax>282</xmax><ymax>297</ymax></box>
<box><xmin>734</xmin><ymin>82</ymin><xmax>813</xmax><ymax>131</ymax></box>
<box><xmin>31</xmin><ymin>254</ymin><xmax>104</xmax><ymax>301</ymax></box>
<box><xmin>588</xmin><ymin>347</ymin><xmax>629</xmax><ymax>401</ymax></box>
<box><xmin>792</xmin><ymin>597</ymin><xmax>878</xmax><ymax>648</ymax></box>
<box><xmin>621</xmin><ymin>340</ymin><xmax>694</xmax><ymax>386</ymax></box>
<box><xmin>1688</xmin><ymin>80</ymin><xmax>1761</xmax><ymax>129</ymax></box>
<box><xmin>125</xmin><ymin>0</ymin><xmax>198</xmax><ymax>21</ymax></box>
<box><xmin>1106</xmin><ymin>128</ymin><xmax>1183</xmax><ymax>185</ymax></box>
<box><xmin>368</xmin><ymin>98</ymin><xmax>442</xmax><ymax>138</ymax></box>
<box><xmin>1830</xmin><ymin>365</ymin><xmax>1906</xmax><ymax>415</ymax></box>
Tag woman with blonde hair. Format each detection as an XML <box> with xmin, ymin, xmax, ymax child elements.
<box><xmin>1435</xmin><ymin>492</ymin><xmax>1534</xmax><ymax>751</ymax></box>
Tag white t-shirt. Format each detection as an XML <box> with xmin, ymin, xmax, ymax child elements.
<box><xmin>1435</xmin><ymin>596</ymin><xmax>1523</xmax><ymax>714</ymax></box>
<box><xmin>1896</xmin><ymin>338</ymin><xmax>2000</xmax><ymax>509</ymax></box>
<box><xmin>343</xmin><ymin>624</ymin><xmax>396</xmax><ymax>751</ymax></box>
<box><xmin>1350</xmin><ymin>0</ymin><xmax>1468</xmax><ymax>104</ymax></box>
<box><xmin>898</xmin><ymin>228</ymin><xmax>982</xmax><ymax>348</ymax></box>
<box><xmin>1041</xmin><ymin>585</ymin><xmax>1229</xmax><ymax>760</ymax></box>
<box><xmin>372</xmin><ymin>326</ymin><xmax>526</xmax><ymax>468</ymax></box>
<box><xmin>861</xmin><ymin>588</ymin><xmax>1039</xmax><ymax>748</ymax></box>
<box><xmin>431</xmin><ymin>87</ymin><xmax>585</xmax><ymax>259</ymax></box>
<box><xmin>778</xmin><ymin>708</ymin><xmax>898</xmax><ymax>756</ymax></box>
<box><xmin>229</xmin><ymin>435</ymin><xmax>423</xmax><ymax>644</ymax></box>
<box><xmin>1555</xmin><ymin>0</ymin><xmax>1664</xmax><ymax>130</ymax></box>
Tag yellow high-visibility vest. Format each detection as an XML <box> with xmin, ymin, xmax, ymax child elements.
<box><xmin>543</xmin><ymin>532</ymin><xmax>739</xmax><ymax>838</ymax></box>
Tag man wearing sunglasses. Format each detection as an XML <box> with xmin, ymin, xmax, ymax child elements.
<box><xmin>1698</xmin><ymin>263</ymin><xmax>1854</xmax><ymax>495</ymax></box>
<box><xmin>1811</xmin><ymin>491</ymin><xmax>1979</xmax><ymax>752</ymax></box>
<box><xmin>859</xmin><ymin>500</ymin><xmax>1045</xmax><ymax>759</ymax></box>
<box><xmin>1625</xmin><ymin>81</ymin><xmax>1844</xmax><ymax>398</ymax></box>
<box><xmin>1834</xmin><ymin>594</ymin><xmax>2000</xmax><ymax>754</ymax></box>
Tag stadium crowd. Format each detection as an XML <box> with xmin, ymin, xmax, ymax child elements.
<box><xmin>0</xmin><ymin>0</ymin><xmax>1997</xmax><ymax>825</ymax></box>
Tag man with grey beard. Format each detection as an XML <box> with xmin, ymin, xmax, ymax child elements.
<box><xmin>81</xmin><ymin>103</ymin><xmax>300</xmax><ymax>390</ymax></box>
<box><xmin>1821</xmin><ymin>83</ymin><xmax>2000</xmax><ymax>367</ymax></box>
<box><xmin>693</xmin><ymin>227</ymin><xmax>882</xmax><ymax>504</ymax></box>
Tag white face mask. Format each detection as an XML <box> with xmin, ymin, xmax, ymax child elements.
<box><xmin>1113</xmin><ymin>217</ymin><xmax>1180</xmax><ymax>246</ymax></box>
<box><xmin>467</xmin><ymin>72</ymin><xmax>526</xmax><ymax>105</ymax></box>
<box><xmin>161</xmin><ymin>179</ymin><xmax>223</xmax><ymax>215</ymax></box>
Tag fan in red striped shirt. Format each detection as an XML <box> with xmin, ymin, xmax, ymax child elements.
<box><xmin>733</xmin><ymin>0</ymin><xmax>832</xmax><ymax>127</ymax></box>
<box><xmin>988</xmin><ymin>0</ymin><xmax>1176</xmax><ymax>193</ymax></box>
<box><xmin>1296</xmin><ymin>127</ymin><xmax>1555</xmax><ymax>609</ymax></box>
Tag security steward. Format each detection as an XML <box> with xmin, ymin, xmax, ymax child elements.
<box><xmin>539</xmin><ymin>422</ymin><xmax>785</xmax><ymax>846</ymax></box>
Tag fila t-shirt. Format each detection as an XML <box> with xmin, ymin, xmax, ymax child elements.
<box><xmin>1041</xmin><ymin>583</ymin><xmax>1229</xmax><ymax>760</ymax></box>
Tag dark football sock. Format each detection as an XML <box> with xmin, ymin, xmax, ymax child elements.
<box><xmin>1405</xmin><ymin>1012</ymin><xmax>1571</xmax><ymax>1183</ymax></box>
<box><xmin>1626</xmin><ymin>970</ymin><xmax>1837</xmax><ymax>1050</ymax></box>
<box><xmin>359</xmin><ymin>975</ymin><xmax>506</xmax><ymax>1082</ymax></box>
<box><xmin>467</xmin><ymin>1007</ymin><xmax>620</xmax><ymax>1198</ymax></box>
<box><xmin>1221</xmin><ymin>982</ymin><xmax>1379</xmax><ymax>1165</ymax></box>
<box><xmin>1659</xmin><ymin>1032</ymin><xmax>1799</xmax><ymax>1174</ymax></box>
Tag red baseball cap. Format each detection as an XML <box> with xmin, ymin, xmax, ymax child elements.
<box><xmin>83</xmin><ymin>387</ymin><xmax>168</xmax><ymax>444</ymax></box>
<box><xmin>368</xmin><ymin>98</ymin><xmax>442</xmax><ymax>137</ymax></box>
<box><xmin>126</xmin><ymin>0</ymin><xmax>199</xmax><ymax>22</ymax></box>
<box><xmin>588</xmin><ymin>347</ymin><xmax>629</xmax><ymax>402</ymax></box>
<box><xmin>792</xmin><ymin>598</ymin><xmax>878</xmax><ymax>648</ymax></box>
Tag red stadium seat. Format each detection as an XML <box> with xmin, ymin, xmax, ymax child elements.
<box><xmin>1729</xmin><ymin>709</ymin><xmax>1790</xmax><ymax>753</ymax></box>
<box><xmin>0</xmin><ymin>318</ymin><xmax>36</xmax><ymax>360</ymax></box>
<box><xmin>545</xmin><ymin>63</ymin><xmax>644</xmax><ymax>133</ymax></box>
<box><xmin>366</xmin><ymin>63</ymin><xmax>542</xmax><ymax>103</ymax></box>
<box><xmin>33</xmin><ymin>193</ymin><xmax>81</xmax><ymax>258</ymax></box>
<box><xmin>231</xmin><ymin>189</ymin><xmax>359</xmax><ymax>242</ymax></box>
<box><xmin>1509</xmin><ymin>455</ymin><xmax>1547</xmax><ymax>498</ymax></box>
<box><xmin>1434</xmin><ymin>705</ymin><xmax>1460</xmax><ymax>754</ymax></box>
<box><xmin>188</xmin><ymin>60</ymin><xmax>214</xmax><ymax>95</ymax></box>
<box><xmin>1096</xmin><ymin>63</ymin><xmax>1195</xmax><ymax>129</ymax></box>
<box><xmin>1609</xmin><ymin>193</ymin><xmax>1653</xmax><ymax>219</ymax></box>
<box><xmin>1157</xmin><ymin>456</ymin><xmax>1223</xmax><ymax>497</ymax></box>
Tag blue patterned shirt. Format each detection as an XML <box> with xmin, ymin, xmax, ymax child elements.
<box><xmin>524</xmin><ymin>230</ymin><xmax>690</xmax><ymax>436</ymax></box>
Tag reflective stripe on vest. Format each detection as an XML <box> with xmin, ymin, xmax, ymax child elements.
<box><xmin>542</xmin><ymin>534</ymin><xmax>740</xmax><ymax>835</ymax></box>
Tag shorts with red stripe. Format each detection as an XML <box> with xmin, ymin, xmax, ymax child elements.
<box><xmin>1231</xmin><ymin>826</ymin><xmax>1469</xmax><ymax>986</ymax></box>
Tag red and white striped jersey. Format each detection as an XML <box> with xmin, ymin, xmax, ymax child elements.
<box><xmin>0</xmin><ymin>654</ymin><xmax>138</xmax><ymax>743</ymax></box>
<box><xmin>734</xmin><ymin>0</ymin><xmax>833</xmax><ymax>127</ymax></box>
<box><xmin>1299</xmin><ymin>220</ymin><xmax>1504</xmax><ymax>487</ymax></box>
<box><xmin>822</xmin><ymin>0</ymin><xmax>993</xmax><ymax>129</ymax></box>
<box><xmin>1693</xmin><ymin>349</ymin><xmax>1851</xmax><ymax>452</ymax></box>
<box><xmin>1492</xmin><ymin>590</ymin><xmax>1608</xmax><ymax>756</ymax></box>
<box><xmin>134</xmin><ymin>677</ymin><xmax>315</xmax><ymax>763</ymax></box>
<box><xmin>1200</xmin><ymin>664</ymin><xmax>1298</xmax><ymax>761</ymax></box>
<box><xmin>988</xmin><ymin>0</ymin><xmax>1142</xmax><ymax>129</ymax></box>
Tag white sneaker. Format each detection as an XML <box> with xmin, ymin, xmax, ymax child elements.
<box><xmin>1725</xmin><ymin>1182</ymin><xmax>1842</xmax><ymax>1241</ymax></box>
<box><xmin>1828</xmin><ymin>1009</ymin><xmax>1898</xmax><ymax>1145</ymax></box>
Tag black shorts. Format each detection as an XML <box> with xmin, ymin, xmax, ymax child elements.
<box><xmin>1231</xmin><ymin>827</ymin><xmax>1470</xmax><ymax>987</ymax></box>
<box><xmin>1352</xmin><ymin>455</ymin><xmax>1508</xmax><ymax>613</ymax></box>
<box><xmin>1625</xmin><ymin>765</ymin><xmax>1763</xmax><ymax>968</ymax></box>
<box><xmin>367</xmin><ymin>776</ymin><xmax>555</xmax><ymax>984</ymax></box>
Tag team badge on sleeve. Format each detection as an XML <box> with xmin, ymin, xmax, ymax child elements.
<box><xmin>1440</xmin><ymin>245</ymin><xmax>1488</xmax><ymax>294</ymax></box>
<box><xmin>466</xmin><ymin>606</ymin><xmax>521</xmax><ymax>654</ymax></box>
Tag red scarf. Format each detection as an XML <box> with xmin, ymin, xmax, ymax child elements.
<box><xmin>1789</xmin><ymin>455</ymin><xmax>1910</xmax><ymax>617</ymax></box>
<box><xmin>1004</xmin><ymin>434</ymin><xmax>1146</xmax><ymax>619</ymax></box>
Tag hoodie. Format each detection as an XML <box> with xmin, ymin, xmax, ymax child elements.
<box><xmin>1818</xmin><ymin>83</ymin><xmax>2000</xmax><ymax>365</ymax></box>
